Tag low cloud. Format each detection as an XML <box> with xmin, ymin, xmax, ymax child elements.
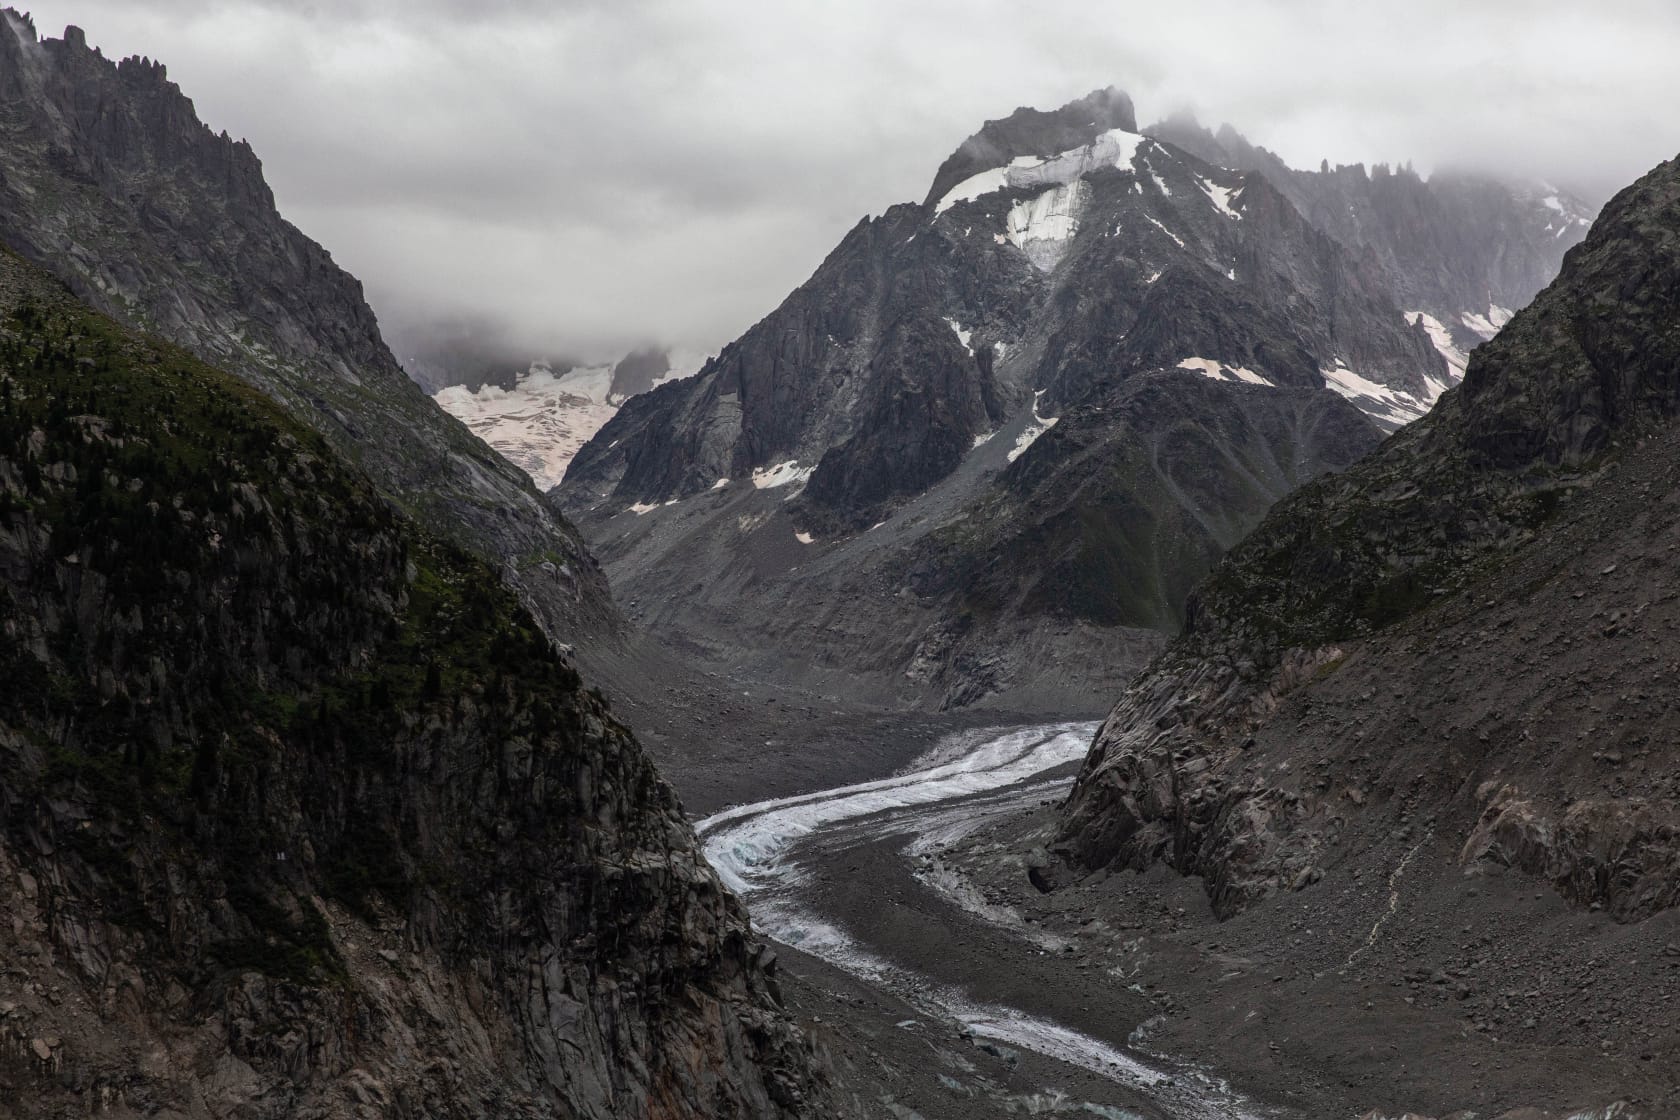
<box><xmin>19</xmin><ymin>0</ymin><xmax>1680</xmax><ymax>361</ymax></box>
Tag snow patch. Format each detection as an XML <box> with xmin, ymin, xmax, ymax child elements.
<box><xmin>1405</xmin><ymin>311</ymin><xmax>1469</xmax><ymax>383</ymax></box>
<box><xmin>1008</xmin><ymin>390</ymin><xmax>1059</xmax><ymax>463</ymax></box>
<box><xmin>752</xmin><ymin>459</ymin><xmax>814</xmax><ymax>490</ymax></box>
<box><xmin>1461</xmin><ymin>304</ymin><xmax>1516</xmax><ymax>342</ymax></box>
<box><xmin>945</xmin><ymin>317</ymin><xmax>974</xmax><ymax>355</ymax></box>
<box><xmin>627</xmin><ymin>501</ymin><xmax>659</xmax><ymax>516</ymax></box>
<box><xmin>794</xmin><ymin>531</ymin><xmax>814</xmax><ymax>545</ymax></box>
<box><xmin>1142</xmin><ymin>214</ymin><xmax>1186</xmax><ymax>249</ymax></box>
<box><xmin>1198</xmin><ymin>175</ymin><xmax>1243</xmax><ymax>220</ymax></box>
<box><xmin>1460</xmin><ymin>310</ymin><xmax>1497</xmax><ymax>340</ymax></box>
<box><xmin>1177</xmin><ymin>357</ymin><xmax>1271</xmax><ymax>387</ymax></box>
<box><xmin>1322</xmin><ymin>362</ymin><xmax>1430</xmax><ymax>425</ymax></box>
<box><xmin>933</xmin><ymin>128</ymin><xmax>1145</xmax><ymax>216</ymax></box>
<box><xmin>711</xmin><ymin>477</ymin><xmax>730</xmax><ymax>490</ymax></box>
<box><xmin>1006</xmin><ymin>181</ymin><xmax>1088</xmax><ymax>270</ymax></box>
<box><xmin>935</xmin><ymin>167</ymin><xmax>1009</xmax><ymax>215</ymax></box>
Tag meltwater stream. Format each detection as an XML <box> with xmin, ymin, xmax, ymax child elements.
<box><xmin>696</xmin><ymin>723</ymin><xmax>1267</xmax><ymax>1120</ymax></box>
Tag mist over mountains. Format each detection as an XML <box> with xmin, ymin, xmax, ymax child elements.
<box><xmin>13</xmin><ymin>0</ymin><xmax>1670</xmax><ymax>367</ymax></box>
<box><xmin>4</xmin><ymin>5</ymin><xmax>1680</xmax><ymax>1118</ymax></box>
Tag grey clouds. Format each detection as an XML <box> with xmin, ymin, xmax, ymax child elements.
<box><xmin>16</xmin><ymin>0</ymin><xmax>1680</xmax><ymax>362</ymax></box>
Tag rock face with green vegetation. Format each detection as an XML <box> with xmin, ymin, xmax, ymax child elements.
<box><xmin>1058</xmin><ymin>153</ymin><xmax>1680</xmax><ymax>923</ymax></box>
<box><xmin>0</xmin><ymin>10</ymin><xmax>613</xmax><ymax>641</ymax></box>
<box><xmin>0</xmin><ymin>251</ymin><xmax>827</xmax><ymax>1118</ymax></box>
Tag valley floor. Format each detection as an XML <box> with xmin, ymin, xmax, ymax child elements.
<box><xmin>617</xmin><ymin>671</ymin><xmax>1679</xmax><ymax>1119</ymax></box>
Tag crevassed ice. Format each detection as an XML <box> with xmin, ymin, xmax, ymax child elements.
<box><xmin>698</xmin><ymin>723</ymin><xmax>1094</xmax><ymax>895</ymax></box>
<box><xmin>434</xmin><ymin>362</ymin><xmax>617</xmax><ymax>492</ymax></box>
<box><xmin>695</xmin><ymin>722</ymin><xmax>1271</xmax><ymax>1117</ymax></box>
<box><xmin>934</xmin><ymin>128</ymin><xmax>1147</xmax><ymax>216</ymax></box>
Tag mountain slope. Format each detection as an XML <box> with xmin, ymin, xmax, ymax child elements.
<box><xmin>1059</xmin><ymin>149</ymin><xmax>1680</xmax><ymax>938</ymax></box>
<box><xmin>998</xmin><ymin>153</ymin><xmax>1680</xmax><ymax>1115</ymax></box>
<box><xmin>556</xmin><ymin>89</ymin><xmax>1580</xmax><ymax>708</ymax></box>
<box><xmin>1148</xmin><ymin>113</ymin><xmax>1596</xmax><ymax>358</ymax></box>
<box><xmin>0</xmin><ymin>249</ymin><xmax>826</xmax><ymax>1119</ymax></box>
<box><xmin>0</xmin><ymin>11</ymin><xmax>613</xmax><ymax>639</ymax></box>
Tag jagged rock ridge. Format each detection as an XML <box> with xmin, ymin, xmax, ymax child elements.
<box><xmin>0</xmin><ymin>249</ymin><xmax>828</xmax><ymax>1118</ymax></box>
<box><xmin>1148</xmin><ymin>111</ymin><xmax>1596</xmax><ymax>364</ymax></box>
<box><xmin>0</xmin><ymin>10</ymin><xmax>613</xmax><ymax>639</ymax></box>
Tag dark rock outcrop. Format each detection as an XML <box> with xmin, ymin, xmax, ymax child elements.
<box><xmin>609</xmin><ymin>347</ymin><xmax>674</xmax><ymax>400</ymax></box>
<box><xmin>0</xmin><ymin>11</ymin><xmax>614</xmax><ymax>641</ymax></box>
<box><xmin>0</xmin><ymin>250</ymin><xmax>827</xmax><ymax>1118</ymax></box>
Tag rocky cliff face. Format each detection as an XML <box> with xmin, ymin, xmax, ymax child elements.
<box><xmin>0</xmin><ymin>11</ymin><xmax>613</xmax><ymax>641</ymax></box>
<box><xmin>0</xmin><ymin>250</ymin><xmax>827</xmax><ymax>1118</ymax></box>
<box><xmin>555</xmin><ymin>87</ymin><xmax>1576</xmax><ymax>708</ymax></box>
<box><xmin>1057</xmin><ymin>152</ymin><xmax>1680</xmax><ymax>923</ymax></box>
<box><xmin>1148</xmin><ymin>113</ymin><xmax>1595</xmax><ymax>354</ymax></box>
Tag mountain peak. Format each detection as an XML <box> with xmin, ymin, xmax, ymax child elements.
<box><xmin>923</xmin><ymin>86</ymin><xmax>1137</xmax><ymax>207</ymax></box>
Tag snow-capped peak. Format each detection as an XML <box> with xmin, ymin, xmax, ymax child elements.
<box><xmin>933</xmin><ymin>127</ymin><xmax>1147</xmax><ymax>216</ymax></box>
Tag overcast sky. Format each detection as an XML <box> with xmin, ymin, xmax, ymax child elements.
<box><xmin>18</xmin><ymin>1</ymin><xmax>1680</xmax><ymax>364</ymax></box>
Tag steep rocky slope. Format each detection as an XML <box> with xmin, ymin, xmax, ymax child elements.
<box><xmin>0</xmin><ymin>11</ymin><xmax>612</xmax><ymax>639</ymax></box>
<box><xmin>1149</xmin><ymin>112</ymin><xmax>1597</xmax><ymax>360</ymax></box>
<box><xmin>1054</xmin><ymin>150</ymin><xmax>1680</xmax><ymax>1079</ymax></box>
<box><xmin>0</xmin><ymin>250</ymin><xmax>828</xmax><ymax>1118</ymax></box>
<box><xmin>557</xmin><ymin>88</ymin><xmax>1582</xmax><ymax>708</ymax></box>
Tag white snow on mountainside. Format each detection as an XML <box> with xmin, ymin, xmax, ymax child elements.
<box><xmin>933</xmin><ymin>127</ymin><xmax>1147</xmax><ymax>215</ymax></box>
<box><xmin>436</xmin><ymin>353</ymin><xmax>704</xmax><ymax>490</ymax></box>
